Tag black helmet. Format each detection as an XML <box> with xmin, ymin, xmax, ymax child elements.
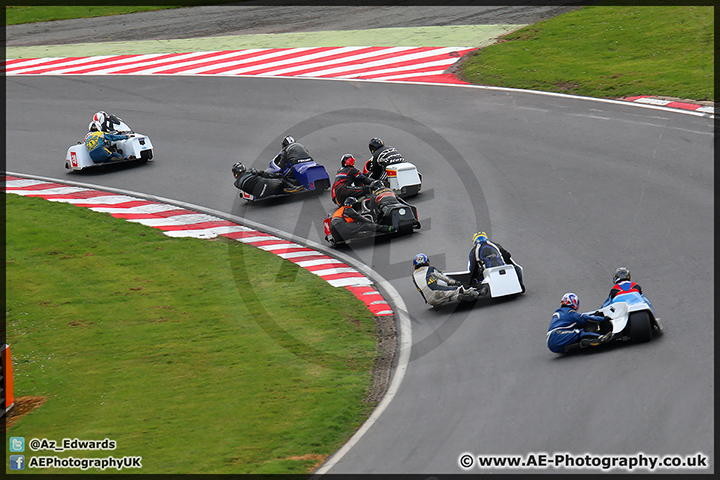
<box><xmin>282</xmin><ymin>135</ymin><xmax>295</xmax><ymax>148</ymax></box>
<box><xmin>232</xmin><ymin>162</ymin><xmax>246</xmax><ymax>178</ymax></box>
<box><xmin>344</xmin><ymin>196</ymin><xmax>358</xmax><ymax>206</ymax></box>
<box><xmin>370</xmin><ymin>179</ymin><xmax>385</xmax><ymax>192</ymax></box>
<box><xmin>369</xmin><ymin>137</ymin><xmax>384</xmax><ymax>153</ymax></box>
<box><xmin>613</xmin><ymin>267</ymin><xmax>631</xmax><ymax>283</ymax></box>
<box><xmin>340</xmin><ymin>153</ymin><xmax>355</xmax><ymax>167</ymax></box>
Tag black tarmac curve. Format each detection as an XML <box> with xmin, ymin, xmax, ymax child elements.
<box><xmin>6</xmin><ymin>74</ymin><xmax>713</xmax><ymax>474</ymax></box>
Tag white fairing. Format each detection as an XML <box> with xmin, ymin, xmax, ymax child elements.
<box><xmin>445</xmin><ymin>262</ymin><xmax>524</xmax><ymax>298</ymax></box>
<box><xmin>65</xmin><ymin>134</ymin><xmax>154</xmax><ymax>170</ymax></box>
<box><xmin>386</xmin><ymin>162</ymin><xmax>422</xmax><ymax>196</ymax></box>
<box><xmin>111</xmin><ymin>119</ymin><xmax>132</xmax><ymax>133</ymax></box>
<box><xmin>481</xmin><ymin>264</ymin><xmax>524</xmax><ymax>298</ymax></box>
<box><xmin>593</xmin><ymin>302</ymin><xmax>631</xmax><ymax>334</ymax></box>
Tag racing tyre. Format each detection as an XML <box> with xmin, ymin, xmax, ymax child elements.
<box><xmin>315</xmin><ymin>178</ymin><xmax>330</xmax><ymax>192</ymax></box>
<box><xmin>139</xmin><ymin>150</ymin><xmax>153</xmax><ymax>164</ymax></box>
<box><xmin>628</xmin><ymin>311</ymin><xmax>652</xmax><ymax>343</ymax></box>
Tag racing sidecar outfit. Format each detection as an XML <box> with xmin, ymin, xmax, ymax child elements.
<box><xmin>84</xmin><ymin>131</ymin><xmax>129</xmax><ymax>163</ymax></box>
<box><xmin>329</xmin><ymin>205</ymin><xmax>390</xmax><ymax>242</ymax></box>
<box><xmin>412</xmin><ymin>265</ymin><xmax>477</xmax><ymax>306</ymax></box>
<box><xmin>368</xmin><ymin>145</ymin><xmax>405</xmax><ymax>180</ymax></box>
<box><xmin>331</xmin><ymin>165</ymin><xmax>373</xmax><ymax>206</ymax></box>
<box><xmin>546</xmin><ymin>306</ymin><xmax>608</xmax><ymax>353</ymax></box>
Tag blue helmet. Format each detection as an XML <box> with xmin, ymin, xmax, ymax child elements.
<box><xmin>473</xmin><ymin>231</ymin><xmax>488</xmax><ymax>245</ymax></box>
<box><xmin>561</xmin><ymin>292</ymin><xmax>580</xmax><ymax>310</ymax></box>
<box><xmin>413</xmin><ymin>253</ymin><xmax>429</xmax><ymax>268</ymax></box>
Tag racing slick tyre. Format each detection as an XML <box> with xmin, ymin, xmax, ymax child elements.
<box><xmin>139</xmin><ymin>150</ymin><xmax>153</xmax><ymax>164</ymax></box>
<box><xmin>628</xmin><ymin>311</ymin><xmax>653</xmax><ymax>343</ymax></box>
<box><xmin>315</xmin><ymin>178</ymin><xmax>330</xmax><ymax>192</ymax></box>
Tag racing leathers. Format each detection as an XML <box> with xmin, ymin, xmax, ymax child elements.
<box><xmin>329</xmin><ymin>204</ymin><xmax>391</xmax><ymax>242</ymax></box>
<box><xmin>273</xmin><ymin>141</ymin><xmax>313</xmax><ymax>184</ymax></box>
<box><xmin>601</xmin><ymin>279</ymin><xmax>655</xmax><ymax>316</ymax></box>
<box><xmin>234</xmin><ymin>168</ymin><xmax>285</xmax><ymax>198</ymax></box>
<box><xmin>412</xmin><ymin>265</ymin><xmax>480</xmax><ymax>306</ymax></box>
<box><xmin>331</xmin><ymin>165</ymin><xmax>373</xmax><ymax>206</ymax></box>
<box><xmin>84</xmin><ymin>131</ymin><xmax>129</xmax><ymax>163</ymax></box>
<box><xmin>468</xmin><ymin>239</ymin><xmax>521</xmax><ymax>285</ymax></box>
<box><xmin>101</xmin><ymin>114</ymin><xmax>124</xmax><ymax>132</ymax></box>
<box><xmin>546</xmin><ymin>307</ymin><xmax>608</xmax><ymax>353</ymax></box>
<box><xmin>368</xmin><ymin>186</ymin><xmax>404</xmax><ymax>217</ymax></box>
<box><xmin>367</xmin><ymin>144</ymin><xmax>405</xmax><ymax>180</ymax></box>
<box><xmin>602</xmin><ymin>280</ymin><xmax>643</xmax><ymax>307</ymax></box>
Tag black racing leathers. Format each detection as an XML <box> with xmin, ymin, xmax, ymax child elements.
<box><xmin>274</xmin><ymin>142</ymin><xmax>313</xmax><ymax>173</ymax></box>
<box><xmin>368</xmin><ymin>145</ymin><xmax>405</xmax><ymax>180</ymax></box>
<box><xmin>331</xmin><ymin>166</ymin><xmax>373</xmax><ymax>206</ymax></box>
<box><xmin>234</xmin><ymin>170</ymin><xmax>284</xmax><ymax>199</ymax></box>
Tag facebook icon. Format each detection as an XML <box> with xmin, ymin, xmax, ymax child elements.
<box><xmin>10</xmin><ymin>455</ymin><xmax>25</xmax><ymax>470</ymax></box>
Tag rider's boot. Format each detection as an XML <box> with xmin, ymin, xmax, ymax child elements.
<box><xmin>579</xmin><ymin>332</ymin><xmax>612</xmax><ymax>348</ymax></box>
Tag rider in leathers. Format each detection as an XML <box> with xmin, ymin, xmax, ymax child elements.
<box><xmin>412</xmin><ymin>253</ymin><xmax>481</xmax><ymax>307</ymax></box>
<box><xmin>91</xmin><ymin>111</ymin><xmax>125</xmax><ymax>133</ymax></box>
<box><xmin>232</xmin><ymin>162</ymin><xmax>287</xmax><ymax>198</ymax></box>
<box><xmin>273</xmin><ymin>135</ymin><xmax>313</xmax><ymax>185</ymax></box>
<box><xmin>468</xmin><ymin>231</ymin><xmax>524</xmax><ymax>290</ymax></box>
<box><xmin>602</xmin><ymin>267</ymin><xmax>647</xmax><ymax>307</ymax></box>
<box><xmin>331</xmin><ymin>154</ymin><xmax>374</xmax><ymax>206</ymax></box>
<box><xmin>329</xmin><ymin>197</ymin><xmax>392</xmax><ymax>242</ymax></box>
<box><xmin>546</xmin><ymin>292</ymin><xmax>612</xmax><ymax>353</ymax></box>
<box><xmin>367</xmin><ymin>137</ymin><xmax>405</xmax><ymax>181</ymax></box>
<box><xmin>368</xmin><ymin>181</ymin><xmax>404</xmax><ymax>217</ymax></box>
<box><xmin>84</xmin><ymin>123</ymin><xmax>130</xmax><ymax>163</ymax></box>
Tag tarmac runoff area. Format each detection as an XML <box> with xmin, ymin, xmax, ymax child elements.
<box><xmin>5</xmin><ymin>24</ymin><xmax>713</xmax><ymax>113</ymax></box>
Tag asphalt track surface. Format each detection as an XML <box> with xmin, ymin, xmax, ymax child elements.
<box><xmin>5</xmin><ymin>5</ymin><xmax>714</xmax><ymax>476</ymax></box>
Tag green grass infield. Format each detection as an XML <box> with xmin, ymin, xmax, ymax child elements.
<box><xmin>5</xmin><ymin>193</ymin><xmax>381</xmax><ymax>474</ymax></box>
<box><xmin>459</xmin><ymin>4</ymin><xmax>714</xmax><ymax>101</ymax></box>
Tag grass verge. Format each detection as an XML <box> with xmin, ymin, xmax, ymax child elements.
<box><xmin>459</xmin><ymin>4</ymin><xmax>714</xmax><ymax>101</ymax></box>
<box><xmin>5</xmin><ymin>193</ymin><xmax>380</xmax><ymax>474</ymax></box>
<box><xmin>5</xmin><ymin>2</ymin><xmax>242</xmax><ymax>26</ymax></box>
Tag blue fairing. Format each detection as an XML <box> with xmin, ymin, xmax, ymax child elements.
<box><xmin>265</xmin><ymin>159</ymin><xmax>329</xmax><ymax>190</ymax></box>
<box><xmin>603</xmin><ymin>290</ymin><xmax>655</xmax><ymax>314</ymax></box>
<box><xmin>293</xmin><ymin>161</ymin><xmax>329</xmax><ymax>190</ymax></box>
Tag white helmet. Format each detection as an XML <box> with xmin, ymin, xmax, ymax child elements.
<box><xmin>93</xmin><ymin>111</ymin><xmax>107</xmax><ymax>125</ymax></box>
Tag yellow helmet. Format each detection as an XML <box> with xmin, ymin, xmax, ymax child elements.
<box><xmin>472</xmin><ymin>231</ymin><xmax>488</xmax><ymax>245</ymax></box>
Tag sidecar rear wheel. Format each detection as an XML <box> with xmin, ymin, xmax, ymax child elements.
<box><xmin>629</xmin><ymin>311</ymin><xmax>652</xmax><ymax>343</ymax></box>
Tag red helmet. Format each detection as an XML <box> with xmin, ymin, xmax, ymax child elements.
<box><xmin>341</xmin><ymin>153</ymin><xmax>355</xmax><ymax>167</ymax></box>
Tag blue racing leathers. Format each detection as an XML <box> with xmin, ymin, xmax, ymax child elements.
<box><xmin>546</xmin><ymin>306</ymin><xmax>606</xmax><ymax>353</ymax></box>
<box><xmin>85</xmin><ymin>131</ymin><xmax>128</xmax><ymax>163</ymax></box>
